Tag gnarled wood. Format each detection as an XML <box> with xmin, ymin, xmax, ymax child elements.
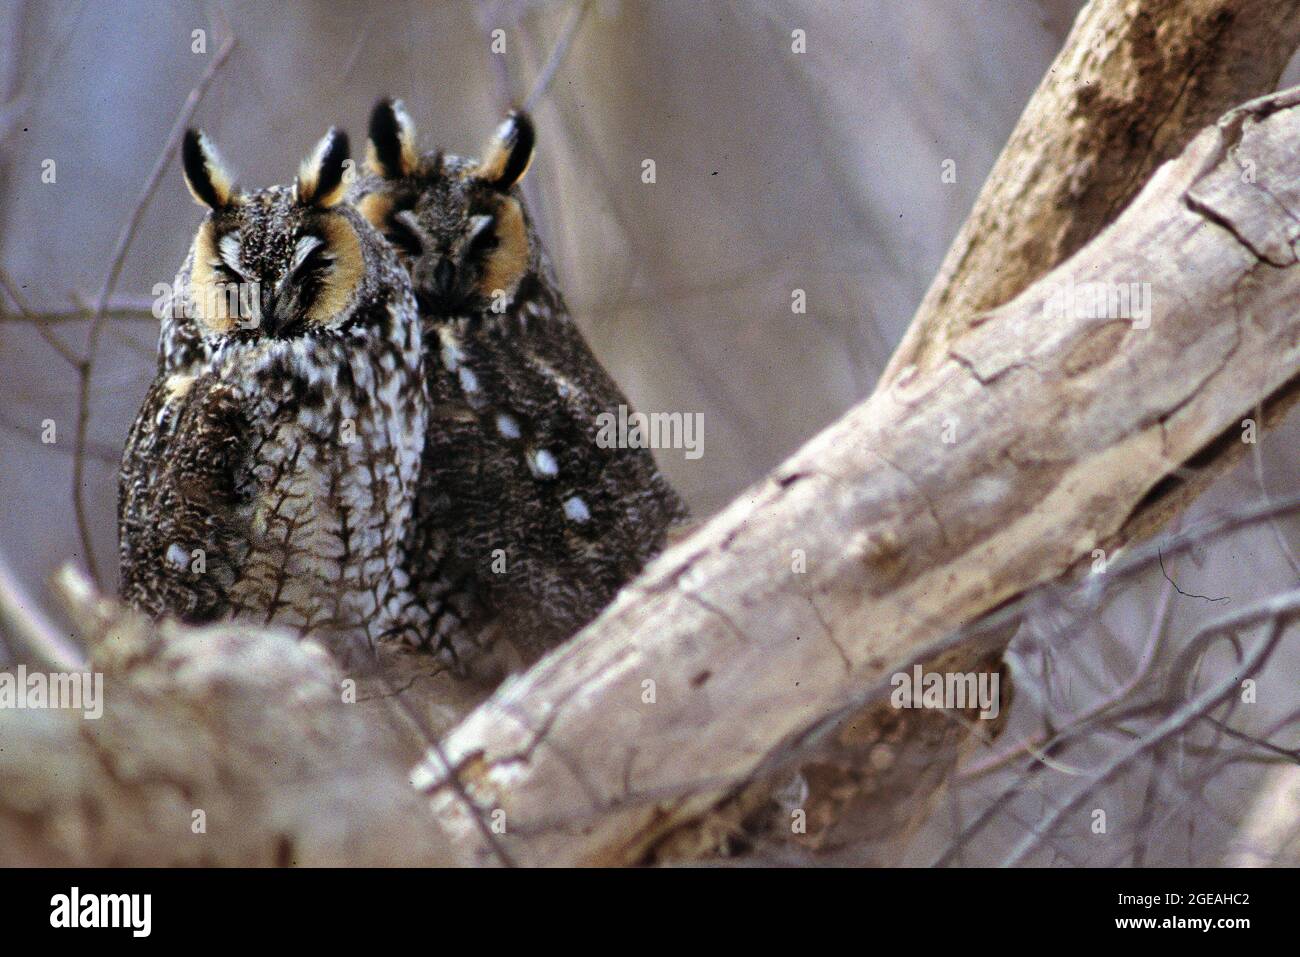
<box><xmin>0</xmin><ymin>569</ymin><xmax>453</xmax><ymax>866</ymax></box>
<box><xmin>880</xmin><ymin>0</ymin><xmax>1300</xmax><ymax>391</ymax></box>
<box><xmin>6</xmin><ymin>3</ymin><xmax>1300</xmax><ymax>867</ymax></box>
<box><xmin>417</xmin><ymin>87</ymin><xmax>1300</xmax><ymax>866</ymax></box>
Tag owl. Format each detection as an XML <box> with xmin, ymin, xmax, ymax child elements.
<box><xmin>349</xmin><ymin>100</ymin><xmax>689</xmax><ymax>662</ymax></box>
<box><xmin>118</xmin><ymin>125</ymin><xmax>430</xmax><ymax>648</ymax></box>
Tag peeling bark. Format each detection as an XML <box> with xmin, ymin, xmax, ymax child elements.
<box><xmin>800</xmin><ymin>0</ymin><xmax>1300</xmax><ymax>863</ymax></box>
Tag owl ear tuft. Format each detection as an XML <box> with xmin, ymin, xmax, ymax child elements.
<box><xmin>182</xmin><ymin>128</ymin><xmax>237</xmax><ymax>209</ymax></box>
<box><xmin>475</xmin><ymin>111</ymin><xmax>535</xmax><ymax>190</ymax></box>
<box><xmin>296</xmin><ymin>127</ymin><xmax>350</xmax><ymax>207</ymax></box>
<box><xmin>366</xmin><ymin>98</ymin><xmax>419</xmax><ymax>178</ymax></box>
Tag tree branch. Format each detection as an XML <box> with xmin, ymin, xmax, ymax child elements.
<box><xmin>881</xmin><ymin>0</ymin><xmax>1300</xmax><ymax>391</ymax></box>
<box><xmin>413</xmin><ymin>85</ymin><xmax>1300</xmax><ymax>865</ymax></box>
<box><xmin>6</xmin><ymin>2</ymin><xmax>1300</xmax><ymax>868</ymax></box>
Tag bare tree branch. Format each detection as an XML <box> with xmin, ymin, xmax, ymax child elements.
<box><xmin>522</xmin><ymin>0</ymin><xmax>592</xmax><ymax>114</ymax></box>
<box><xmin>880</xmin><ymin>0</ymin><xmax>1300</xmax><ymax>391</ymax></box>
<box><xmin>70</xmin><ymin>32</ymin><xmax>236</xmax><ymax>587</ymax></box>
<box><xmin>1002</xmin><ymin>598</ymin><xmax>1298</xmax><ymax>866</ymax></box>
<box><xmin>412</xmin><ymin>86</ymin><xmax>1300</xmax><ymax>866</ymax></box>
<box><xmin>5</xmin><ymin>1</ymin><xmax>1300</xmax><ymax>869</ymax></box>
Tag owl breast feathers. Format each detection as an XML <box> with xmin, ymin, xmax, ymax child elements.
<box><xmin>120</xmin><ymin>104</ymin><xmax>687</xmax><ymax>670</ymax></box>
<box><xmin>119</xmin><ymin>127</ymin><xmax>432</xmax><ymax>646</ymax></box>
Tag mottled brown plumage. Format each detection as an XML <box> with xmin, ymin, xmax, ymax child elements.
<box><xmin>351</xmin><ymin>101</ymin><xmax>688</xmax><ymax>662</ymax></box>
<box><xmin>119</xmin><ymin>128</ymin><xmax>430</xmax><ymax>647</ymax></box>
<box><xmin>121</xmin><ymin>107</ymin><xmax>687</xmax><ymax>671</ymax></box>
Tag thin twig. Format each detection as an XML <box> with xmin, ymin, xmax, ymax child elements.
<box><xmin>0</xmin><ymin>300</ymin><xmax>155</xmax><ymax>324</ymax></box>
<box><xmin>0</xmin><ymin>267</ymin><xmax>81</xmax><ymax>367</ymax></box>
<box><xmin>1158</xmin><ymin>548</ymin><xmax>1229</xmax><ymax>602</ymax></box>
<box><xmin>523</xmin><ymin>0</ymin><xmax>592</xmax><ymax>114</ymax></box>
<box><xmin>0</xmin><ymin>0</ymin><xmax>86</xmax><ymax>144</ymax></box>
<box><xmin>0</xmin><ymin>548</ymin><xmax>85</xmax><ymax>670</ymax></box>
<box><xmin>70</xmin><ymin>33</ymin><xmax>236</xmax><ymax>587</ymax></box>
<box><xmin>0</xmin><ymin>414</ymin><xmax>120</xmax><ymax>464</ymax></box>
<box><xmin>1000</xmin><ymin>594</ymin><xmax>1300</xmax><ymax>867</ymax></box>
<box><xmin>338</xmin><ymin>19</ymin><xmax>372</xmax><ymax>84</ymax></box>
<box><xmin>480</xmin><ymin>0</ymin><xmax>515</xmax><ymax>113</ymax></box>
<box><xmin>962</xmin><ymin>574</ymin><xmax>1177</xmax><ymax>781</ymax></box>
<box><xmin>66</xmin><ymin>290</ymin><xmax>155</xmax><ymax>360</ymax></box>
<box><xmin>1252</xmin><ymin>402</ymin><xmax>1300</xmax><ymax>581</ymax></box>
<box><xmin>922</xmin><ymin>492</ymin><xmax>1300</xmax><ymax>672</ymax></box>
<box><xmin>1108</xmin><ymin>710</ymin><xmax>1300</xmax><ymax>866</ymax></box>
<box><xmin>382</xmin><ymin>675</ymin><xmax>518</xmax><ymax>868</ymax></box>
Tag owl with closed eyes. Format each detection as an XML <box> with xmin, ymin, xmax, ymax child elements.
<box><xmin>118</xmin><ymin>126</ymin><xmax>430</xmax><ymax>647</ymax></box>
<box><xmin>349</xmin><ymin>100</ymin><xmax>689</xmax><ymax>664</ymax></box>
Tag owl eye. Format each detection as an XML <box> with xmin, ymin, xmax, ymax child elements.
<box><xmin>211</xmin><ymin>261</ymin><xmax>241</xmax><ymax>284</ymax></box>
<box><xmin>385</xmin><ymin>210</ymin><xmax>425</xmax><ymax>258</ymax></box>
<box><xmin>215</xmin><ymin>232</ymin><xmax>246</xmax><ymax>281</ymax></box>
<box><xmin>289</xmin><ymin>235</ymin><xmax>330</xmax><ymax>278</ymax></box>
<box><xmin>275</xmin><ymin>235</ymin><xmax>334</xmax><ymax>309</ymax></box>
<box><xmin>464</xmin><ymin>213</ymin><xmax>499</xmax><ymax>261</ymax></box>
<box><xmin>295</xmin><ymin>213</ymin><xmax>365</xmax><ymax>331</ymax></box>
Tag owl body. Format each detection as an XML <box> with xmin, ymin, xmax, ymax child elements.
<box><xmin>351</xmin><ymin>103</ymin><xmax>688</xmax><ymax>660</ymax></box>
<box><xmin>119</xmin><ymin>131</ymin><xmax>432</xmax><ymax>646</ymax></box>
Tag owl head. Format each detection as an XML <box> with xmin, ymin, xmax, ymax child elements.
<box><xmin>180</xmin><ymin>126</ymin><xmax>392</xmax><ymax>340</ymax></box>
<box><xmin>352</xmin><ymin>99</ymin><xmax>538</xmax><ymax>315</ymax></box>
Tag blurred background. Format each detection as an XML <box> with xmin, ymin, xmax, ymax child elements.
<box><xmin>1</xmin><ymin>0</ymin><xmax>1298</xmax><ymax>865</ymax></box>
<box><xmin>0</xmin><ymin>0</ymin><xmax>1088</xmax><ymax>593</ymax></box>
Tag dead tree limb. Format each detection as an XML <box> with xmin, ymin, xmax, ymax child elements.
<box><xmin>416</xmin><ymin>86</ymin><xmax>1300</xmax><ymax>866</ymax></box>
<box><xmin>0</xmin><ymin>568</ymin><xmax>451</xmax><ymax>866</ymax></box>
<box><xmin>880</xmin><ymin>0</ymin><xmax>1300</xmax><ymax>392</ymax></box>
<box><xmin>790</xmin><ymin>0</ymin><xmax>1300</xmax><ymax>861</ymax></box>
<box><xmin>6</xmin><ymin>3</ymin><xmax>1300</xmax><ymax>867</ymax></box>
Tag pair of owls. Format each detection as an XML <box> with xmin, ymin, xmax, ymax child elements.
<box><xmin>118</xmin><ymin>101</ymin><xmax>686</xmax><ymax>667</ymax></box>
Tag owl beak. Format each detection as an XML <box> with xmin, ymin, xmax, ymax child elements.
<box><xmin>256</xmin><ymin>287</ymin><xmax>300</xmax><ymax>338</ymax></box>
<box><xmin>257</xmin><ymin>287</ymin><xmax>281</xmax><ymax>335</ymax></box>
<box><xmin>434</xmin><ymin>259</ymin><xmax>456</xmax><ymax>300</ymax></box>
<box><xmin>412</xmin><ymin>256</ymin><xmax>459</xmax><ymax>312</ymax></box>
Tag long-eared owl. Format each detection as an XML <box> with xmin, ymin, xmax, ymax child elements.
<box><xmin>349</xmin><ymin>100</ymin><xmax>688</xmax><ymax>661</ymax></box>
<box><xmin>118</xmin><ymin>126</ymin><xmax>427</xmax><ymax>647</ymax></box>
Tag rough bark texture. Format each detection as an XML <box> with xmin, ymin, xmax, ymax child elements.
<box><xmin>815</xmin><ymin>0</ymin><xmax>1300</xmax><ymax>863</ymax></box>
<box><xmin>0</xmin><ymin>569</ymin><xmax>454</xmax><ymax>866</ymax></box>
<box><xmin>880</xmin><ymin>0</ymin><xmax>1300</xmax><ymax>391</ymax></box>
<box><xmin>4</xmin><ymin>3</ymin><xmax>1300</xmax><ymax>867</ymax></box>
<box><xmin>416</xmin><ymin>87</ymin><xmax>1300</xmax><ymax>866</ymax></box>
